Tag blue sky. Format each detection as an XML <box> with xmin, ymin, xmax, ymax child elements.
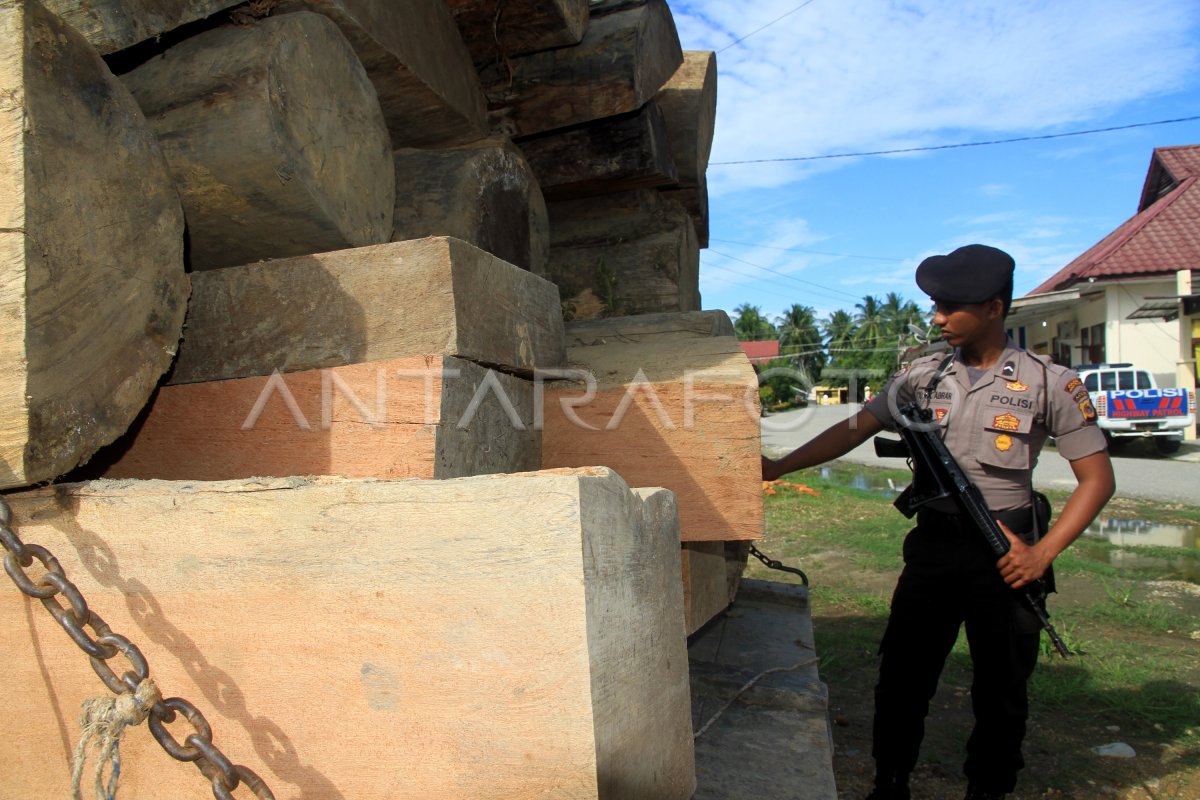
<box><xmin>672</xmin><ymin>0</ymin><xmax>1200</xmax><ymax>324</ymax></box>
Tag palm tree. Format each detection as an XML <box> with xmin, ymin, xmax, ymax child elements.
<box><xmin>823</xmin><ymin>309</ymin><xmax>855</xmax><ymax>354</ymax></box>
<box><xmin>882</xmin><ymin>292</ymin><xmax>905</xmax><ymax>336</ymax></box>
<box><xmin>732</xmin><ymin>303</ymin><xmax>777</xmax><ymax>341</ymax></box>
<box><xmin>776</xmin><ymin>303</ymin><xmax>825</xmax><ymax>375</ymax></box>
<box><xmin>853</xmin><ymin>295</ymin><xmax>886</xmax><ymax>351</ymax></box>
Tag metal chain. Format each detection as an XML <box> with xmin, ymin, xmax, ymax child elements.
<box><xmin>748</xmin><ymin>543</ymin><xmax>810</xmax><ymax>587</ymax></box>
<box><xmin>0</xmin><ymin>496</ymin><xmax>274</xmax><ymax>799</ymax></box>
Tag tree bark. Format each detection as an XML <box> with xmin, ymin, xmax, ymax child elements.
<box><xmin>480</xmin><ymin>0</ymin><xmax>681</xmax><ymax>137</ymax></box>
<box><xmin>274</xmin><ymin>0</ymin><xmax>488</xmax><ymax>147</ymax></box>
<box><xmin>121</xmin><ymin>11</ymin><xmax>395</xmax><ymax>270</ymax></box>
<box><xmin>0</xmin><ymin>0</ymin><xmax>187</xmax><ymax>489</ymax></box>
<box><xmin>518</xmin><ymin>99</ymin><xmax>677</xmax><ymax>199</ymax></box>
<box><xmin>391</xmin><ymin>138</ymin><xmax>548</xmax><ymax>273</ymax></box>
<box><xmin>445</xmin><ymin>0</ymin><xmax>588</xmax><ymax>65</ymax></box>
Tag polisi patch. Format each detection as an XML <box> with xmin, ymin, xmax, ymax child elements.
<box><xmin>1005</xmin><ymin>380</ymin><xmax>1029</xmax><ymax>392</ymax></box>
<box><xmin>995</xmin><ymin>434</ymin><xmax>1013</xmax><ymax>451</ymax></box>
<box><xmin>989</xmin><ymin>394</ymin><xmax>1034</xmax><ymax>410</ymax></box>
<box><xmin>1064</xmin><ymin>377</ymin><xmax>1083</xmax><ymax>394</ymax></box>
<box><xmin>992</xmin><ymin>412</ymin><xmax>1021</xmax><ymax>432</ymax></box>
<box><xmin>934</xmin><ymin>408</ymin><xmax>948</xmax><ymax>421</ymax></box>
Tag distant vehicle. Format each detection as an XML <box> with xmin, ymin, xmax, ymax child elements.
<box><xmin>1075</xmin><ymin>363</ymin><xmax>1196</xmax><ymax>455</ymax></box>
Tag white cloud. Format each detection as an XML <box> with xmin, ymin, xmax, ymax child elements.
<box><xmin>674</xmin><ymin>0</ymin><xmax>1200</xmax><ymax>197</ymax></box>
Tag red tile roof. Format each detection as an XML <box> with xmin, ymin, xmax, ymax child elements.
<box><xmin>739</xmin><ymin>340</ymin><xmax>780</xmax><ymax>362</ymax></box>
<box><xmin>1031</xmin><ymin>144</ymin><xmax>1200</xmax><ymax>294</ymax></box>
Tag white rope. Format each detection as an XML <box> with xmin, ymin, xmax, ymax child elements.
<box><xmin>693</xmin><ymin>658</ymin><xmax>819</xmax><ymax>740</ymax></box>
<box><xmin>70</xmin><ymin>678</ymin><xmax>161</xmax><ymax>800</ymax></box>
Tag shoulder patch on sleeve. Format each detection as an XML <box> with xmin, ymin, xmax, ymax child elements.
<box><xmin>1078</xmin><ymin>396</ymin><xmax>1098</xmax><ymax>425</ymax></box>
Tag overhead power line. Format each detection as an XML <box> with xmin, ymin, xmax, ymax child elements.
<box><xmin>710</xmin><ymin>115</ymin><xmax>1200</xmax><ymax>165</ymax></box>
<box><xmin>717</xmin><ymin>0</ymin><xmax>819</xmax><ymax>54</ymax></box>
<box><xmin>709</xmin><ymin>238</ymin><xmax>905</xmax><ymax>262</ymax></box>
<box><xmin>706</xmin><ymin>249</ymin><xmax>863</xmax><ymax>300</ymax></box>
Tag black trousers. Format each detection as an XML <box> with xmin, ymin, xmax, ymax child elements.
<box><xmin>872</xmin><ymin>508</ymin><xmax>1043</xmax><ymax>793</ymax></box>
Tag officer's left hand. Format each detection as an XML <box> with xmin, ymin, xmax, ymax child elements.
<box><xmin>996</xmin><ymin>520</ymin><xmax>1051</xmax><ymax>589</ymax></box>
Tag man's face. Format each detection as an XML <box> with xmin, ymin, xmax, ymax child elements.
<box><xmin>931</xmin><ymin>297</ymin><xmax>1003</xmax><ymax>347</ymax></box>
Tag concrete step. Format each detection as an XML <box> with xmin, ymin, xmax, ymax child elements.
<box><xmin>688</xmin><ymin>579</ymin><xmax>838</xmax><ymax>800</ymax></box>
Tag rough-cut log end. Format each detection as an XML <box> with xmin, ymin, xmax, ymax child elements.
<box><xmin>519</xmin><ymin>99</ymin><xmax>678</xmax><ymax>200</ymax></box>
<box><xmin>482</xmin><ymin>0</ymin><xmax>682</xmax><ymax>138</ymax></box>
<box><xmin>2</xmin><ymin>470</ymin><xmax>696</xmax><ymax>798</ymax></box>
<box><xmin>121</xmin><ymin>11</ymin><xmax>394</xmax><ymax>270</ymax></box>
<box><xmin>446</xmin><ymin>0</ymin><xmax>589</xmax><ymax>65</ymax></box>
<box><xmin>0</xmin><ymin>0</ymin><xmax>187</xmax><ymax>489</ymax></box>
<box><xmin>655</xmin><ymin>49</ymin><xmax>717</xmax><ymax>188</ymax></box>
<box><xmin>100</xmin><ymin>355</ymin><xmax>541</xmax><ymax>482</ymax></box>
<box><xmin>40</xmin><ymin>0</ymin><xmax>241</xmax><ymax>54</ymax></box>
<box><xmin>275</xmin><ymin>0</ymin><xmax>488</xmax><ymax>148</ymax></box>
<box><xmin>391</xmin><ymin>137</ymin><xmax>548</xmax><ymax>273</ymax></box>
<box><xmin>547</xmin><ymin>190</ymin><xmax>700</xmax><ymax>317</ymax></box>
<box><xmin>167</xmin><ymin>237</ymin><xmax>566</xmax><ymax>385</ymax></box>
<box><xmin>543</xmin><ymin>316</ymin><xmax>764</xmax><ymax>541</ymax></box>
<box><xmin>662</xmin><ymin>176</ymin><xmax>709</xmax><ymax>247</ymax></box>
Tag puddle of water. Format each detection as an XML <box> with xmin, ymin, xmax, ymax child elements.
<box><xmin>819</xmin><ymin>466</ymin><xmax>905</xmax><ymax>497</ymax></box>
<box><xmin>1080</xmin><ymin>517</ymin><xmax>1200</xmax><ymax>584</ymax></box>
<box><xmin>817</xmin><ymin>467</ymin><xmax>1200</xmax><ymax>584</ymax></box>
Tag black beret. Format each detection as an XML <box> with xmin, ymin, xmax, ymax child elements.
<box><xmin>915</xmin><ymin>244</ymin><xmax>1014</xmax><ymax>304</ymax></box>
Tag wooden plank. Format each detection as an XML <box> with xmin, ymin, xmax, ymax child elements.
<box><xmin>681</xmin><ymin>541</ymin><xmax>731</xmax><ymax>635</ymax></box>
<box><xmin>518</xmin><ymin>99</ymin><xmax>677</xmax><ymax>200</ymax></box>
<box><xmin>480</xmin><ymin>0</ymin><xmax>681</xmax><ymax>137</ymax></box>
<box><xmin>120</xmin><ymin>11</ymin><xmax>394</xmax><ymax>271</ymax></box>
<box><xmin>445</xmin><ymin>0</ymin><xmax>588</xmax><ymax>65</ymax></box>
<box><xmin>655</xmin><ymin>51</ymin><xmax>717</xmax><ymax>190</ymax></box>
<box><xmin>548</xmin><ymin>191</ymin><xmax>700</xmax><ymax>317</ymax></box>
<box><xmin>0</xmin><ymin>0</ymin><xmax>187</xmax><ymax>489</ymax></box>
<box><xmin>101</xmin><ymin>355</ymin><xmax>539</xmax><ymax>481</ymax></box>
<box><xmin>170</xmin><ymin>237</ymin><xmax>565</xmax><ymax>385</ymax></box>
<box><xmin>391</xmin><ymin>138</ymin><xmax>548</xmax><ymax>274</ymax></box>
<box><xmin>541</xmin><ymin>314</ymin><xmax>763</xmax><ymax>541</ymax></box>
<box><xmin>566</xmin><ymin>310</ymin><xmax>734</xmax><ymax>344</ymax></box>
<box><xmin>274</xmin><ymin>0</ymin><xmax>487</xmax><ymax>147</ymax></box>
<box><xmin>0</xmin><ymin>469</ymin><xmax>695</xmax><ymax>798</ymax></box>
<box><xmin>41</xmin><ymin>0</ymin><xmax>239</xmax><ymax>54</ymax></box>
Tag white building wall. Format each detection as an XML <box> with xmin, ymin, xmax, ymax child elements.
<box><xmin>1104</xmin><ymin>278</ymin><xmax>1181</xmax><ymax>386</ymax></box>
<box><xmin>1016</xmin><ymin>279</ymin><xmax>1184</xmax><ymax>386</ymax></box>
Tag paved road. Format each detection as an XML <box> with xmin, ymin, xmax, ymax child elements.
<box><xmin>761</xmin><ymin>404</ymin><xmax>1200</xmax><ymax>505</ymax></box>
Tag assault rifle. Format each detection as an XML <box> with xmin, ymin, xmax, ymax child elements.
<box><xmin>874</xmin><ymin>401</ymin><xmax>1071</xmax><ymax>657</ymax></box>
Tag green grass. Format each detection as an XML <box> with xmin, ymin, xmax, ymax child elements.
<box><xmin>756</xmin><ymin>461</ymin><xmax>1200</xmax><ymax>750</ymax></box>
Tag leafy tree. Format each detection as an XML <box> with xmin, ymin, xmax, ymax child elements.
<box><xmin>732</xmin><ymin>303</ymin><xmax>777</xmax><ymax>341</ymax></box>
<box><xmin>756</xmin><ymin>357</ymin><xmax>814</xmax><ymax>410</ymax></box>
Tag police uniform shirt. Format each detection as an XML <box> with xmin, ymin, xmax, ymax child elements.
<box><xmin>864</xmin><ymin>339</ymin><xmax>1108</xmax><ymax>511</ymax></box>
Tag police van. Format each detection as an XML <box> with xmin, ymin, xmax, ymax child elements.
<box><xmin>1076</xmin><ymin>363</ymin><xmax>1196</xmax><ymax>455</ymax></box>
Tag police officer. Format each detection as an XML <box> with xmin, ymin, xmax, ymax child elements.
<box><xmin>762</xmin><ymin>245</ymin><xmax>1115</xmax><ymax>800</ymax></box>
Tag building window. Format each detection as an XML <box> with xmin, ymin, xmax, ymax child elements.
<box><xmin>1081</xmin><ymin>323</ymin><xmax>1105</xmax><ymax>364</ymax></box>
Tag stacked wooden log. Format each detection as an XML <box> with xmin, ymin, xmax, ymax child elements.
<box><xmin>489</xmin><ymin>3</ymin><xmax>718</xmax><ymax>319</ymax></box>
<box><xmin>0</xmin><ymin>0</ymin><xmax>756</xmax><ymax>796</ymax></box>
